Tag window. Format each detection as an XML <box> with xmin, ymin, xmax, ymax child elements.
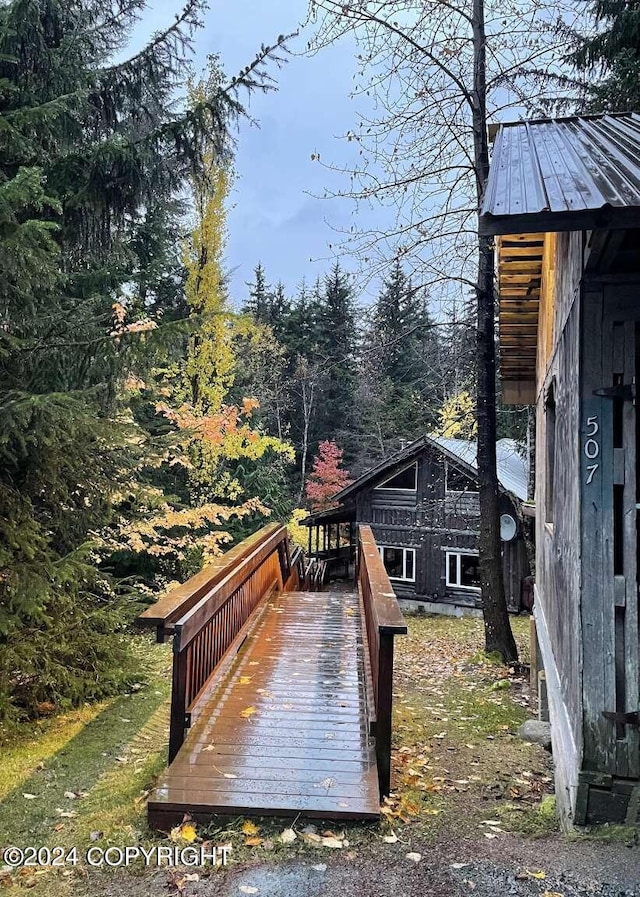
<box><xmin>379</xmin><ymin>545</ymin><xmax>416</xmax><ymax>582</ymax></box>
<box><xmin>545</xmin><ymin>383</ymin><xmax>556</xmax><ymax>526</ymax></box>
<box><xmin>446</xmin><ymin>551</ymin><xmax>481</xmax><ymax>590</ymax></box>
<box><xmin>445</xmin><ymin>463</ymin><xmax>478</xmax><ymax>494</ymax></box>
<box><xmin>376</xmin><ymin>463</ymin><xmax>417</xmax><ymax>491</ymax></box>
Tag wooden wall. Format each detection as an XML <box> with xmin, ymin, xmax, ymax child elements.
<box><xmin>355</xmin><ymin>446</ymin><xmax>527</xmax><ymax>609</ymax></box>
<box><xmin>534</xmin><ymin>229</ymin><xmax>584</xmax><ymax>825</ymax></box>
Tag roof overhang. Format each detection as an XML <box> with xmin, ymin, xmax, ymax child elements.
<box><xmin>302</xmin><ymin>502</ymin><xmax>356</xmax><ymax>527</ymax></box>
<box><xmin>480</xmin><ymin>113</ymin><xmax>640</xmax><ymax>238</ymax></box>
<box><xmin>483</xmin><ymin>113</ymin><xmax>640</xmax><ymax>404</ymax></box>
<box><xmin>481</xmin><ymin>205</ymin><xmax>640</xmax><ymax>238</ymax></box>
<box><xmin>497</xmin><ymin>233</ymin><xmax>544</xmax><ymax>405</ymax></box>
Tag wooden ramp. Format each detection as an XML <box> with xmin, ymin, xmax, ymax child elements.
<box><xmin>148</xmin><ymin>589</ymin><xmax>380</xmax><ymax>826</ymax></box>
<box><xmin>138</xmin><ymin>523</ymin><xmax>406</xmax><ymax>830</ymax></box>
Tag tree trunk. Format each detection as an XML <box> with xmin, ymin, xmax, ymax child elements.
<box><xmin>298</xmin><ymin>373</ymin><xmax>315</xmax><ymax>503</ymax></box>
<box><xmin>472</xmin><ymin>0</ymin><xmax>518</xmax><ymax>662</ymax></box>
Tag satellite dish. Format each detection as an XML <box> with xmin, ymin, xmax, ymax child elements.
<box><xmin>500</xmin><ymin>514</ymin><xmax>517</xmax><ymax>542</ymax></box>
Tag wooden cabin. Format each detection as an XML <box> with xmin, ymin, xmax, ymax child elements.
<box><xmin>481</xmin><ymin>112</ymin><xmax>640</xmax><ymax>827</ymax></box>
<box><xmin>304</xmin><ymin>434</ymin><xmax>530</xmax><ymax>613</ymax></box>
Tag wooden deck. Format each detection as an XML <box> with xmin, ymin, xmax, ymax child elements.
<box><xmin>148</xmin><ymin>589</ymin><xmax>380</xmax><ymax>827</ymax></box>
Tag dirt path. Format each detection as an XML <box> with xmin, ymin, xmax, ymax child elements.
<box><xmin>73</xmin><ymin>832</ymin><xmax>640</xmax><ymax>897</ymax></box>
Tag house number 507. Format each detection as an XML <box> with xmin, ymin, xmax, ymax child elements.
<box><xmin>584</xmin><ymin>416</ymin><xmax>599</xmax><ymax>484</ymax></box>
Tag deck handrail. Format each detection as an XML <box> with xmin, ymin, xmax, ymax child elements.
<box><xmin>137</xmin><ymin>522</ymin><xmax>284</xmax><ymax>642</ymax></box>
<box><xmin>138</xmin><ymin>523</ymin><xmax>292</xmax><ymax>763</ymax></box>
<box><xmin>357</xmin><ymin>525</ymin><xmax>407</xmax><ymax>796</ymax></box>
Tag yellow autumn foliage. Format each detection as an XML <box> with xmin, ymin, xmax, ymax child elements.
<box><xmin>433</xmin><ymin>390</ymin><xmax>477</xmax><ymax>440</ymax></box>
<box><xmin>107</xmin><ymin>72</ymin><xmax>293</xmax><ymax>570</ymax></box>
<box><xmin>287</xmin><ymin>508</ymin><xmax>309</xmax><ymax>550</ymax></box>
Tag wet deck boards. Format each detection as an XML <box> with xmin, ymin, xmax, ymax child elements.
<box><xmin>148</xmin><ymin>590</ymin><xmax>380</xmax><ymax>827</ymax></box>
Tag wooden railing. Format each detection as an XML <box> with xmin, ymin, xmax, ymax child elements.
<box><xmin>358</xmin><ymin>525</ymin><xmax>407</xmax><ymax>796</ymax></box>
<box><xmin>137</xmin><ymin>523</ymin><xmax>286</xmax><ymax>643</ymax></box>
<box><xmin>137</xmin><ymin>523</ymin><xmax>293</xmax><ymax>763</ymax></box>
<box><xmin>303</xmin><ymin>557</ymin><xmax>327</xmax><ymax>590</ymax></box>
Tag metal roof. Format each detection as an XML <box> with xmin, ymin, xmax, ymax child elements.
<box><xmin>430</xmin><ymin>437</ymin><xmax>529</xmax><ymax>501</ymax></box>
<box><xmin>480</xmin><ymin>113</ymin><xmax>640</xmax><ymax>235</ymax></box>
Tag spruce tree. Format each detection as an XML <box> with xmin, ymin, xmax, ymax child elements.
<box><xmin>314</xmin><ymin>263</ymin><xmax>358</xmax><ymax>450</ymax></box>
<box><xmin>359</xmin><ymin>260</ymin><xmax>441</xmax><ymax>456</ymax></box>
<box><xmin>0</xmin><ymin>0</ymin><xmax>288</xmax><ymax>718</ymax></box>
<box><xmin>572</xmin><ymin>1</ymin><xmax>640</xmax><ymax>112</ymax></box>
<box><xmin>245</xmin><ymin>263</ymin><xmax>271</xmax><ymax>321</ymax></box>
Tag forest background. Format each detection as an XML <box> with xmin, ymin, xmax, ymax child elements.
<box><xmin>0</xmin><ymin>0</ymin><xmax>634</xmax><ymax>723</ymax></box>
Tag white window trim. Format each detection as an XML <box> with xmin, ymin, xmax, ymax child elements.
<box><xmin>378</xmin><ymin>545</ymin><xmax>416</xmax><ymax>582</ymax></box>
<box><xmin>444</xmin><ymin>461</ymin><xmax>479</xmax><ymax>496</ymax></box>
<box><xmin>445</xmin><ymin>549</ymin><xmax>481</xmax><ymax>591</ymax></box>
<box><xmin>375</xmin><ymin>462</ymin><xmax>418</xmax><ymax>492</ymax></box>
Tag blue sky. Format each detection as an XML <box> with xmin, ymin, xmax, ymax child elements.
<box><xmin>137</xmin><ymin>2</ymin><xmax>368</xmax><ymax>307</ymax></box>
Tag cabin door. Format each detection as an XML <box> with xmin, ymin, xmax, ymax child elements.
<box><xmin>587</xmin><ymin>288</ymin><xmax>640</xmax><ymax>780</ymax></box>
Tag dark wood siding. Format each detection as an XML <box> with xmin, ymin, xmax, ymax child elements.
<box><xmin>353</xmin><ymin>444</ymin><xmax>527</xmax><ymax>609</ymax></box>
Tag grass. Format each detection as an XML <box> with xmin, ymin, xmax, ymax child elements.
<box><xmin>0</xmin><ymin>636</ymin><xmax>172</xmax><ymax>887</ymax></box>
<box><xmin>0</xmin><ymin>614</ymin><xmax>559</xmax><ymax>895</ymax></box>
<box><xmin>385</xmin><ymin>614</ymin><xmax>555</xmax><ymax>841</ymax></box>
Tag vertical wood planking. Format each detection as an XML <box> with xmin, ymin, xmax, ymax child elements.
<box><xmin>622</xmin><ymin>319</ymin><xmax>639</xmax><ymax>777</ymax></box>
<box><xmin>581</xmin><ymin>285</ymin><xmax>615</xmax><ymax>773</ymax></box>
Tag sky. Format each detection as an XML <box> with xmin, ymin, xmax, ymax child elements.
<box><xmin>136</xmin><ymin>1</ymin><xmax>370</xmax><ymax>307</ymax></box>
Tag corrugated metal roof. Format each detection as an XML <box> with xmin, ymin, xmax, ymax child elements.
<box><xmin>481</xmin><ymin>113</ymin><xmax>640</xmax><ymax>235</ymax></box>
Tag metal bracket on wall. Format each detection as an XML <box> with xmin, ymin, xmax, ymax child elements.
<box><xmin>593</xmin><ymin>383</ymin><xmax>635</xmax><ymax>402</ymax></box>
<box><xmin>602</xmin><ymin>710</ymin><xmax>640</xmax><ymax>728</ymax></box>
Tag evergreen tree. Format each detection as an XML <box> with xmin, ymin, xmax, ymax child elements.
<box><xmin>0</xmin><ymin>0</ymin><xmax>288</xmax><ymax>719</ymax></box>
<box><xmin>245</xmin><ymin>263</ymin><xmax>271</xmax><ymax>321</ymax></box>
<box><xmin>314</xmin><ymin>263</ymin><xmax>358</xmax><ymax>450</ymax></box>
<box><xmin>357</xmin><ymin>261</ymin><xmax>441</xmax><ymax>460</ymax></box>
<box><xmin>572</xmin><ymin>1</ymin><xmax>640</xmax><ymax>112</ymax></box>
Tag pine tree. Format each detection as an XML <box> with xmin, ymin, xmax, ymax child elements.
<box><xmin>572</xmin><ymin>1</ymin><xmax>640</xmax><ymax>112</ymax></box>
<box><xmin>0</xmin><ymin>0</ymin><xmax>289</xmax><ymax>718</ymax></box>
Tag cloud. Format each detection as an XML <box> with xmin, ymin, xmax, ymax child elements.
<box><xmin>135</xmin><ymin>2</ymin><xmax>380</xmax><ymax>300</ymax></box>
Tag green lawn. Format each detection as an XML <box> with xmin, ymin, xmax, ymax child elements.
<box><xmin>0</xmin><ymin>615</ymin><xmax>561</xmax><ymax>895</ymax></box>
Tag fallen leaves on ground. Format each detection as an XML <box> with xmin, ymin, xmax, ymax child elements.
<box><xmin>240</xmin><ymin>706</ymin><xmax>257</xmax><ymax>719</ymax></box>
<box><xmin>279</xmin><ymin>828</ymin><xmax>297</xmax><ymax>844</ymax></box>
<box><xmin>170</xmin><ymin>821</ymin><xmax>198</xmax><ymax>843</ymax></box>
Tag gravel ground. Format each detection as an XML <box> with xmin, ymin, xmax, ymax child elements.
<box><xmin>74</xmin><ymin>831</ymin><xmax>640</xmax><ymax>897</ymax></box>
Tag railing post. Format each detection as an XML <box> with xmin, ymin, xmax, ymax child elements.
<box><xmin>168</xmin><ymin>641</ymin><xmax>188</xmax><ymax>764</ymax></box>
<box><xmin>376</xmin><ymin>631</ymin><xmax>395</xmax><ymax>796</ymax></box>
<box><xmin>277</xmin><ymin>539</ymin><xmax>290</xmax><ymax>587</ymax></box>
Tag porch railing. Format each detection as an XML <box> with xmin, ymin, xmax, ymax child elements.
<box><xmin>358</xmin><ymin>525</ymin><xmax>407</xmax><ymax>796</ymax></box>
